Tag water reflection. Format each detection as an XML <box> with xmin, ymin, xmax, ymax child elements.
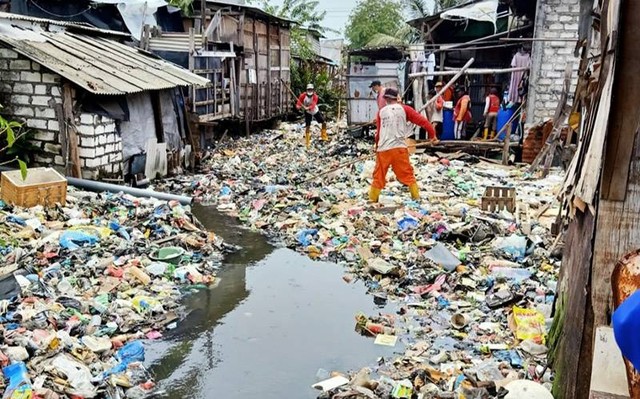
<box><xmin>146</xmin><ymin>206</ymin><xmax>396</xmax><ymax>399</ymax></box>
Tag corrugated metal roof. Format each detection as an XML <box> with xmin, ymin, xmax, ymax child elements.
<box><xmin>0</xmin><ymin>11</ymin><xmax>130</xmax><ymax>37</ymax></box>
<box><xmin>0</xmin><ymin>24</ymin><xmax>210</xmax><ymax>95</ymax></box>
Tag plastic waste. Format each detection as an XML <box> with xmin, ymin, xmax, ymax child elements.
<box><xmin>490</xmin><ymin>267</ymin><xmax>532</xmax><ymax>282</ymax></box>
<box><xmin>513</xmin><ymin>306</ymin><xmax>547</xmax><ymax>344</ymax></box>
<box><xmin>150</xmin><ymin>247</ymin><xmax>185</xmax><ymax>265</ymax></box>
<box><xmin>504</xmin><ymin>380</ymin><xmax>553</xmax><ymax>399</ymax></box>
<box><xmin>102</xmin><ymin>341</ymin><xmax>145</xmax><ymax>377</ymax></box>
<box><xmin>613</xmin><ymin>289</ymin><xmax>640</xmax><ymax>370</ymax></box>
<box><xmin>51</xmin><ymin>354</ymin><xmax>97</xmax><ymax>397</ymax></box>
<box><xmin>424</xmin><ymin>243</ymin><xmax>460</xmax><ymax>272</ymax></box>
<box><xmin>397</xmin><ymin>217</ymin><xmax>419</xmax><ymax>231</ymax></box>
<box><xmin>494</xmin><ymin>235</ymin><xmax>527</xmax><ymax>261</ymax></box>
<box><xmin>2</xmin><ymin>362</ymin><xmax>32</xmax><ymax>399</ymax></box>
<box><xmin>391</xmin><ymin>379</ymin><xmax>413</xmax><ymax>398</ymax></box>
<box><xmin>82</xmin><ymin>335</ymin><xmax>112</xmax><ymax>353</ymax></box>
<box><xmin>132</xmin><ymin>296</ymin><xmax>162</xmax><ymax>314</ymax></box>
<box><xmin>59</xmin><ymin>230</ymin><xmax>99</xmax><ymax>250</ymax></box>
<box><xmin>296</xmin><ymin>229</ymin><xmax>318</xmax><ymax>246</ymax></box>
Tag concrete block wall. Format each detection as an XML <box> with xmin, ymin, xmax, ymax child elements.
<box><xmin>0</xmin><ymin>45</ymin><xmax>124</xmax><ymax>180</ymax></box>
<box><xmin>527</xmin><ymin>0</ymin><xmax>581</xmax><ymax>124</ymax></box>
<box><xmin>76</xmin><ymin>113</ymin><xmax>123</xmax><ymax>180</ymax></box>
<box><xmin>0</xmin><ymin>46</ymin><xmax>66</xmax><ymax>170</ymax></box>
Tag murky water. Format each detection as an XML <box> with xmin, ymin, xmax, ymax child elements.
<box><xmin>146</xmin><ymin>205</ymin><xmax>397</xmax><ymax>398</ymax></box>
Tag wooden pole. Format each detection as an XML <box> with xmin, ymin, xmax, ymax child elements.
<box><xmin>62</xmin><ymin>83</ymin><xmax>81</xmax><ymax>178</ymax></box>
<box><xmin>419</xmin><ymin>57</ymin><xmax>474</xmax><ymax>113</ymax></box>
<box><xmin>410</xmin><ymin>66</ymin><xmax>529</xmax><ymax>78</ymax></box>
<box><xmin>502</xmin><ymin>122</ymin><xmax>512</xmax><ymax>165</ymax></box>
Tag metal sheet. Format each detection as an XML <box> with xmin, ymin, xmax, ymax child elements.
<box><xmin>0</xmin><ymin>21</ymin><xmax>210</xmax><ymax>95</ymax></box>
<box><xmin>0</xmin><ymin>11</ymin><xmax>130</xmax><ymax>36</ymax></box>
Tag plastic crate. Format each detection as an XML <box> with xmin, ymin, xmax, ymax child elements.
<box><xmin>1</xmin><ymin>167</ymin><xmax>67</xmax><ymax>208</ymax></box>
<box><xmin>481</xmin><ymin>186</ymin><xmax>516</xmax><ymax>213</ymax></box>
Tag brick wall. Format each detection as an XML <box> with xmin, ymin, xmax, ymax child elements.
<box><xmin>0</xmin><ymin>46</ymin><xmax>123</xmax><ymax>179</ymax></box>
<box><xmin>527</xmin><ymin>0</ymin><xmax>581</xmax><ymax>124</ymax></box>
<box><xmin>76</xmin><ymin>113</ymin><xmax>123</xmax><ymax>179</ymax></box>
<box><xmin>0</xmin><ymin>47</ymin><xmax>65</xmax><ymax>169</ymax></box>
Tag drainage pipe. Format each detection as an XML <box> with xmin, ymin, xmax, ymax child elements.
<box><xmin>0</xmin><ymin>167</ymin><xmax>193</xmax><ymax>205</ymax></box>
<box><xmin>66</xmin><ymin>177</ymin><xmax>193</xmax><ymax>205</ymax></box>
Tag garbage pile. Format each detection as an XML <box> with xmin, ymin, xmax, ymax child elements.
<box><xmin>0</xmin><ymin>190</ymin><xmax>227</xmax><ymax>398</ymax></box>
<box><xmin>162</xmin><ymin>121</ymin><xmax>563</xmax><ymax>399</ymax></box>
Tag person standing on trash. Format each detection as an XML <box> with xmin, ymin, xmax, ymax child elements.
<box><xmin>483</xmin><ymin>87</ymin><xmax>500</xmax><ymax>140</ymax></box>
<box><xmin>370</xmin><ymin>80</ymin><xmax>387</xmax><ymax>111</ymax></box>
<box><xmin>296</xmin><ymin>83</ymin><xmax>328</xmax><ymax>149</ymax></box>
<box><xmin>369</xmin><ymin>87</ymin><xmax>437</xmax><ymax>203</ymax></box>
<box><xmin>453</xmin><ymin>87</ymin><xmax>472</xmax><ymax>140</ymax></box>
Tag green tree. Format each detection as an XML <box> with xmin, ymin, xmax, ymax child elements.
<box><xmin>345</xmin><ymin>0</ymin><xmax>404</xmax><ymax>49</ymax></box>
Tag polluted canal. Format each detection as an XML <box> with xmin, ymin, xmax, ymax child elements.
<box><xmin>145</xmin><ymin>205</ymin><xmax>397</xmax><ymax>399</ymax></box>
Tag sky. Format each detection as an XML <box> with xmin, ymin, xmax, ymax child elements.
<box><xmin>266</xmin><ymin>0</ymin><xmax>360</xmax><ymax>39</ymax></box>
<box><xmin>262</xmin><ymin>0</ymin><xmax>439</xmax><ymax>40</ymax></box>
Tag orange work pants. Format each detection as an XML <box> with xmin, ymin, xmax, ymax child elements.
<box><xmin>372</xmin><ymin>147</ymin><xmax>416</xmax><ymax>189</ymax></box>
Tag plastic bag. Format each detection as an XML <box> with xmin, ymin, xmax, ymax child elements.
<box><xmin>2</xmin><ymin>362</ymin><xmax>32</xmax><ymax>399</ymax></box>
<box><xmin>296</xmin><ymin>229</ymin><xmax>318</xmax><ymax>246</ymax></box>
<box><xmin>59</xmin><ymin>231</ymin><xmax>99</xmax><ymax>251</ymax></box>
<box><xmin>512</xmin><ymin>306</ymin><xmax>546</xmax><ymax>344</ymax></box>
<box><xmin>132</xmin><ymin>296</ymin><xmax>162</xmax><ymax>314</ymax></box>
<box><xmin>51</xmin><ymin>354</ymin><xmax>97</xmax><ymax>397</ymax></box>
<box><xmin>102</xmin><ymin>340</ymin><xmax>145</xmax><ymax>377</ymax></box>
<box><xmin>424</xmin><ymin>243</ymin><xmax>460</xmax><ymax>272</ymax></box>
<box><xmin>397</xmin><ymin>217</ymin><xmax>419</xmax><ymax>231</ymax></box>
<box><xmin>494</xmin><ymin>235</ymin><xmax>527</xmax><ymax>260</ymax></box>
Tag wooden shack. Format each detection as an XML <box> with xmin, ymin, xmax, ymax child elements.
<box><xmin>205</xmin><ymin>1</ymin><xmax>293</xmax><ymax>126</ymax></box>
<box><xmin>143</xmin><ymin>1</ymin><xmax>293</xmax><ymax>137</ymax></box>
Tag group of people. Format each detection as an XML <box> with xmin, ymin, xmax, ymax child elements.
<box><xmin>294</xmin><ymin>80</ymin><xmax>502</xmax><ymax>203</ymax></box>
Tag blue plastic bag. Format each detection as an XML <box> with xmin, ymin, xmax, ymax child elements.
<box><xmin>613</xmin><ymin>290</ymin><xmax>640</xmax><ymax>371</ymax></box>
<box><xmin>101</xmin><ymin>340</ymin><xmax>145</xmax><ymax>377</ymax></box>
<box><xmin>397</xmin><ymin>217</ymin><xmax>419</xmax><ymax>231</ymax></box>
<box><xmin>59</xmin><ymin>231</ymin><xmax>99</xmax><ymax>250</ymax></box>
<box><xmin>2</xmin><ymin>362</ymin><xmax>32</xmax><ymax>399</ymax></box>
<box><xmin>296</xmin><ymin>229</ymin><xmax>318</xmax><ymax>246</ymax></box>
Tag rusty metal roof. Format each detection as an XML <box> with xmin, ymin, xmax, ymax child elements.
<box><xmin>0</xmin><ymin>19</ymin><xmax>210</xmax><ymax>95</ymax></box>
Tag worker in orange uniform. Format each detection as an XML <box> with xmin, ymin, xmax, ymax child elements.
<box><xmin>369</xmin><ymin>87</ymin><xmax>437</xmax><ymax>203</ymax></box>
<box><xmin>453</xmin><ymin>88</ymin><xmax>472</xmax><ymax>140</ymax></box>
<box><xmin>296</xmin><ymin>83</ymin><xmax>327</xmax><ymax>149</ymax></box>
<box><xmin>483</xmin><ymin>87</ymin><xmax>500</xmax><ymax>140</ymax></box>
<box><xmin>440</xmin><ymin>80</ymin><xmax>454</xmax><ymax>103</ymax></box>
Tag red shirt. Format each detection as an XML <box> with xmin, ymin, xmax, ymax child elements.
<box><xmin>488</xmin><ymin>94</ymin><xmax>500</xmax><ymax>113</ymax></box>
<box><xmin>296</xmin><ymin>93</ymin><xmax>319</xmax><ymax>114</ymax></box>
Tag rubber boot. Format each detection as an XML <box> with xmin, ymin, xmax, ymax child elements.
<box><xmin>482</xmin><ymin>128</ymin><xmax>489</xmax><ymax>140</ymax></box>
<box><xmin>409</xmin><ymin>183</ymin><xmax>420</xmax><ymax>200</ymax></box>
<box><xmin>321</xmin><ymin>123</ymin><xmax>328</xmax><ymax>141</ymax></box>
<box><xmin>490</xmin><ymin>130</ymin><xmax>497</xmax><ymax>140</ymax></box>
<box><xmin>305</xmin><ymin>127</ymin><xmax>311</xmax><ymax>149</ymax></box>
<box><xmin>368</xmin><ymin>186</ymin><xmax>381</xmax><ymax>203</ymax></box>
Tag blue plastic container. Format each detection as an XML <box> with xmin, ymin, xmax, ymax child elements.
<box><xmin>497</xmin><ymin>107</ymin><xmax>518</xmax><ymax>141</ymax></box>
<box><xmin>613</xmin><ymin>290</ymin><xmax>640</xmax><ymax>371</ymax></box>
<box><xmin>442</xmin><ymin>109</ymin><xmax>454</xmax><ymax>140</ymax></box>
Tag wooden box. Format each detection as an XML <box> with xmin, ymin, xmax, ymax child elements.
<box><xmin>481</xmin><ymin>186</ymin><xmax>516</xmax><ymax>213</ymax></box>
<box><xmin>1</xmin><ymin>167</ymin><xmax>67</xmax><ymax>208</ymax></box>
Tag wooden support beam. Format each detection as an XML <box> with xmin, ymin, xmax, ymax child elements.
<box><xmin>62</xmin><ymin>83</ymin><xmax>81</xmax><ymax>178</ymax></box>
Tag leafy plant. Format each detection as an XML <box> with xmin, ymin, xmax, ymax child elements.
<box><xmin>167</xmin><ymin>0</ymin><xmax>194</xmax><ymax>16</ymax></box>
<box><xmin>0</xmin><ymin>106</ymin><xmax>28</xmax><ymax>180</ymax></box>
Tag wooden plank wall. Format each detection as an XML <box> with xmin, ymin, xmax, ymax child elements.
<box><xmin>211</xmin><ymin>9</ymin><xmax>292</xmax><ymax>124</ymax></box>
<box><xmin>551</xmin><ymin>0</ymin><xmax>640</xmax><ymax>397</ymax></box>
